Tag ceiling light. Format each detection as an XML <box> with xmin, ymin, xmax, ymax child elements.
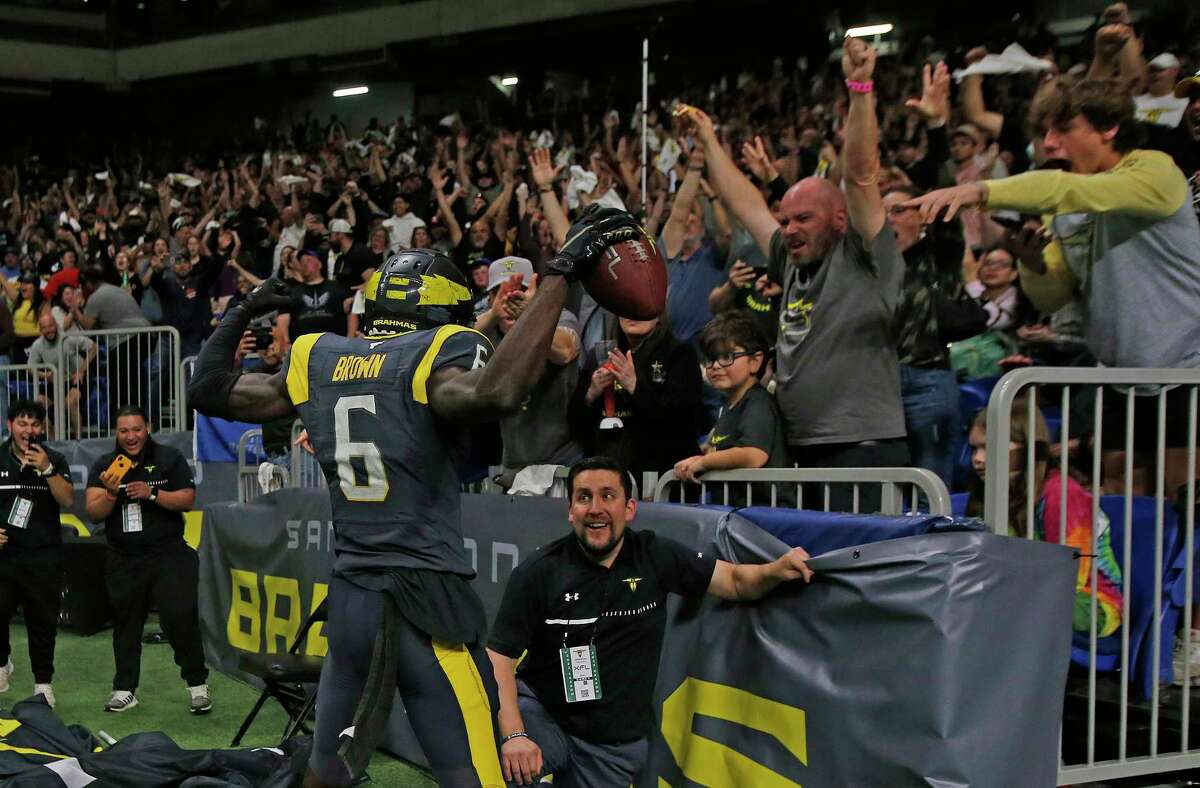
<box><xmin>332</xmin><ymin>86</ymin><xmax>369</xmax><ymax>98</ymax></box>
<box><xmin>501</xmin><ymin>76</ymin><xmax>519</xmax><ymax>87</ymax></box>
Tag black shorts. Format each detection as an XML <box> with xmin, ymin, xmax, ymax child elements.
<box><xmin>1098</xmin><ymin>384</ymin><xmax>1198</xmax><ymax>452</ymax></box>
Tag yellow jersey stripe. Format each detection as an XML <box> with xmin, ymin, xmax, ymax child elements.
<box><xmin>411</xmin><ymin>324</ymin><xmax>488</xmax><ymax>405</ymax></box>
<box><xmin>285</xmin><ymin>333</ymin><xmax>325</xmax><ymax>405</ymax></box>
<box><xmin>431</xmin><ymin>640</ymin><xmax>504</xmax><ymax>788</ymax></box>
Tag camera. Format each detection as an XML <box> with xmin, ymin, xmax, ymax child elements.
<box><xmin>248</xmin><ymin>311</ymin><xmax>277</xmax><ymax>351</ymax></box>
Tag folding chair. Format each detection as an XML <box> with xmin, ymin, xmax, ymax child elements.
<box><xmin>231</xmin><ymin>598</ymin><xmax>328</xmax><ymax>746</ymax></box>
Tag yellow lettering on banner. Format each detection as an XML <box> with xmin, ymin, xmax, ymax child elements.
<box><xmin>660</xmin><ymin>677</ymin><xmax>806</xmax><ymax>788</ymax></box>
<box><xmin>263</xmin><ymin>575</ymin><xmax>301</xmax><ymax>654</ymax></box>
<box><xmin>227</xmin><ymin>569</ymin><xmax>261</xmax><ymax>652</ymax></box>
<box><xmin>306</xmin><ymin>582</ymin><xmax>329</xmax><ymax>656</ymax></box>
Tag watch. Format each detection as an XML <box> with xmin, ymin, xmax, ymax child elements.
<box><xmin>149</xmin><ymin>488</ymin><xmax>158</xmax><ymax>503</ymax></box>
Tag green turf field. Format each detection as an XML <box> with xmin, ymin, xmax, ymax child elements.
<box><xmin>0</xmin><ymin>620</ymin><xmax>435</xmax><ymax>786</ymax></box>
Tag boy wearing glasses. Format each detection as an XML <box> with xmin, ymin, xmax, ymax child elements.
<box><xmin>674</xmin><ymin>313</ymin><xmax>792</xmax><ymax>506</ymax></box>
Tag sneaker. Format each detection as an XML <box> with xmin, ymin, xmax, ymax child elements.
<box><xmin>104</xmin><ymin>691</ymin><xmax>138</xmax><ymax>712</ymax></box>
<box><xmin>188</xmin><ymin>684</ymin><xmax>212</xmax><ymax>715</ymax></box>
<box><xmin>34</xmin><ymin>683</ymin><xmax>55</xmax><ymax>708</ymax></box>
<box><xmin>1172</xmin><ymin>629</ymin><xmax>1200</xmax><ymax>686</ymax></box>
<box><xmin>0</xmin><ymin>661</ymin><xmax>12</xmax><ymax>693</ymax></box>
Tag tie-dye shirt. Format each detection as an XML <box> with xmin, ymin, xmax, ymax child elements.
<box><xmin>1036</xmin><ymin>470</ymin><xmax>1124</xmax><ymax>636</ymax></box>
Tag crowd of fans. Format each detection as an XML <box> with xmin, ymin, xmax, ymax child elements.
<box><xmin>1</xmin><ymin>4</ymin><xmax>1197</xmax><ymax>506</ymax></box>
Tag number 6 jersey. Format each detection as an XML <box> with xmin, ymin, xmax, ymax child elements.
<box><xmin>283</xmin><ymin>325</ymin><xmax>493</xmax><ymax>579</ymax></box>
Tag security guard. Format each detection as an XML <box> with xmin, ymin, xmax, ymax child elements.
<box><xmin>84</xmin><ymin>405</ymin><xmax>207</xmax><ymax>715</ymax></box>
<box><xmin>0</xmin><ymin>399</ymin><xmax>73</xmax><ymax>708</ymax></box>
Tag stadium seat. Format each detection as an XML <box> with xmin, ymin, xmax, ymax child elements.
<box><xmin>951</xmin><ymin>492</ymin><xmax>969</xmax><ymax>516</ymax></box>
<box><xmin>231</xmin><ymin>598</ymin><xmax>328</xmax><ymax>747</ymax></box>
<box><xmin>1069</xmin><ymin>496</ymin><xmax>1180</xmax><ymax>700</ymax></box>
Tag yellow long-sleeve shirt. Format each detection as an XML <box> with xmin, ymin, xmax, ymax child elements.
<box><xmin>980</xmin><ymin>149</ymin><xmax>1200</xmax><ymax>368</ymax></box>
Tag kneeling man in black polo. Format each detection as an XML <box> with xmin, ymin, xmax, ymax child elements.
<box><xmin>487</xmin><ymin>455</ymin><xmax>813</xmax><ymax>786</ymax></box>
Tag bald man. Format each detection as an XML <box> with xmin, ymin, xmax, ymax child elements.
<box><xmin>27</xmin><ymin>314</ymin><xmax>96</xmax><ymax>440</ymax></box>
<box><xmin>682</xmin><ymin>37</ymin><xmax>908</xmax><ymax>511</ymax></box>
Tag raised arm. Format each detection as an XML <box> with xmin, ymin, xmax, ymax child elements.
<box><xmin>188</xmin><ymin>280</ymin><xmax>297</xmax><ymax>423</ymax></box>
<box><xmin>662</xmin><ymin>145</ymin><xmax>705</xmax><ymax>259</ymax></box>
<box><xmin>959</xmin><ymin>49</ymin><xmax>1005</xmax><ymax>140</ymax></box>
<box><xmin>841</xmin><ymin>36</ymin><xmax>886</xmax><ymax>241</ymax></box>
<box><xmin>429</xmin><ymin>166</ymin><xmax>463</xmax><ymax>247</ymax></box>
<box><xmin>529</xmin><ymin>148</ymin><xmax>568</xmax><ymax>246</ymax></box>
<box><xmin>428</xmin><ymin>207</ymin><xmax>641</xmax><ymax>422</ymax></box>
<box><xmin>686</xmin><ymin>108</ymin><xmax>779</xmax><ymax>258</ymax></box>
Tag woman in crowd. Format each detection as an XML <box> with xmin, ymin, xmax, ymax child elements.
<box><xmin>573</xmin><ymin>312</ymin><xmax>708</xmax><ymax>491</ymax></box>
<box><xmin>4</xmin><ymin>273</ymin><xmax>45</xmax><ymax>363</ymax></box>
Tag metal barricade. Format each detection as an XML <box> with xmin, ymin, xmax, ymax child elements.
<box><xmin>66</xmin><ymin>326</ymin><xmax>184</xmax><ymax>438</ymax></box>
<box><xmin>0</xmin><ymin>364</ymin><xmax>65</xmax><ymax>440</ymax></box>
<box><xmin>289</xmin><ymin>420</ymin><xmax>326</xmax><ymax>490</ymax></box>
<box><xmin>236</xmin><ymin>427</ymin><xmax>265</xmax><ymax>504</ymax></box>
<box><xmin>653</xmin><ymin>467</ymin><xmax>952</xmax><ymax>515</ymax></box>
<box><xmin>983</xmin><ymin>367</ymin><xmax>1200</xmax><ymax>785</ymax></box>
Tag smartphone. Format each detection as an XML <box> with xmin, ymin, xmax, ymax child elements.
<box><xmin>104</xmin><ymin>455</ymin><xmax>135</xmax><ymax>485</ymax></box>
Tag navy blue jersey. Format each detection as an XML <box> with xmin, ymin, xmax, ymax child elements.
<box><xmin>283</xmin><ymin>326</ymin><xmax>492</xmax><ymax>577</ymax></box>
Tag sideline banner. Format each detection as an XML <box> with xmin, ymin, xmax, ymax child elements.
<box><xmin>198</xmin><ymin>491</ymin><xmax>1074</xmax><ymax>785</ymax></box>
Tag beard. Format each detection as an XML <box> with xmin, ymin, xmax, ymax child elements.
<box><xmin>575</xmin><ymin>523</ymin><xmax>624</xmax><ymax>559</ymax></box>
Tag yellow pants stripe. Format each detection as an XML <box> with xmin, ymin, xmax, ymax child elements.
<box><xmin>432</xmin><ymin>640</ymin><xmax>504</xmax><ymax>788</ymax></box>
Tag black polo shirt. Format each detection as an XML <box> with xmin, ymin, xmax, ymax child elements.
<box><xmin>0</xmin><ymin>438</ymin><xmax>71</xmax><ymax>559</ymax></box>
<box><xmin>488</xmin><ymin>528</ymin><xmax>716</xmax><ymax>744</ymax></box>
<box><xmin>87</xmin><ymin>437</ymin><xmax>194</xmax><ymax>555</ymax></box>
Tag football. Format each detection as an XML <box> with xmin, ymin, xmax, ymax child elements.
<box><xmin>583</xmin><ymin>231</ymin><xmax>667</xmax><ymax>320</ymax></box>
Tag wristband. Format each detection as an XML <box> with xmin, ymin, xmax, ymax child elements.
<box><xmin>501</xmin><ymin>732</ymin><xmax>529</xmax><ymax>744</ymax></box>
<box><xmin>845</xmin><ymin>79</ymin><xmax>874</xmax><ymax>94</ymax></box>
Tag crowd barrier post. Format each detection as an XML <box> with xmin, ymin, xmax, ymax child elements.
<box><xmin>983</xmin><ymin>366</ymin><xmax>1200</xmax><ymax>784</ymax></box>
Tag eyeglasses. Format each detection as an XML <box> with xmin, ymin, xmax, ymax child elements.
<box><xmin>703</xmin><ymin>351</ymin><xmax>752</xmax><ymax>368</ymax></box>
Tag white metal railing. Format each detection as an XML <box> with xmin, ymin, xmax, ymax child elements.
<box><xmin>653</xmin><ymin>467</ymin><xmax>952</xmax><ymax>515</ymax></box>
<box><xmin>236</xmin><ymin>427</ymin><xmax>265</xmax><ymax>504</ymax></box>
<box><xmin>983</xmin><ymin>367</ymin><xmax>1200</xmax><ymax>785</ymax></box>
<box><xmin>289</xmin><ymin>420</ymin><xmax>325</xmax><ymax>490</ymax></box>
<box><xmin>40</xmin><ymin>326</ymin><xmax>186</xmax><ymax>438</ymax></box>
<box><xmin>0</xmin><ymin>364</ymin><xmax>65</xmax><ymax>441</ymax></box>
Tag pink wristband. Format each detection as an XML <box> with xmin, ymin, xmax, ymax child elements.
<box><xmin>845</xmin><ymin>79</ymin><xmax>874</xmax><ymax>94</ymax></box>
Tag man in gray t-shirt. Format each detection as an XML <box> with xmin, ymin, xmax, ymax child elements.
<box><xmin>687</xmin><ymin>38</ymin><xmax>908</xmax><ymax>510</ymax></box>
<box><xmin>76</xmin><ymin>268</ymin><xmax>154</xmax><ymax>423</ymax></box>
<box><xmin>28</xmin><ymin>314</ymin><xmax>96</xmax><ymax>439</ymax></box>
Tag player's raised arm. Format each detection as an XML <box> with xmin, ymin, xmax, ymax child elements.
<box><xmin>428</xmin><ymin>206</ymin><xmax>641</xmax><ymax>423</ymax></box>
<box><xmin>188</xmin><ymin>279</ymin><xmax>297</xmax><ymax>423</ymax></box>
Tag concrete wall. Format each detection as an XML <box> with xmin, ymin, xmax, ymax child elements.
<box><xmin>0</xmin><ymin>0</ymin><xmax>683</xmax><ymax>85</ymax></box>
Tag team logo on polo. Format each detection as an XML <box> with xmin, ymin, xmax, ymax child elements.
<box><xmin>622</xmin><ymin>577</ymin><xmax>642</xmax><ymax>592</ymax></box>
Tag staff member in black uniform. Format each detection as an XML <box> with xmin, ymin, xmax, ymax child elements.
<box><xmin>84</xmin><ymin>406</ymin><xmax>208</xmax><ymax>715</ymax></box>
<box><xmin>487</xmin><ymin>456</ymin><xmax>813</xmax><ymax>787</ymax></box>
<box><xmin>0</xmin><ymin>400</ymin><xmax>73</xmax><ymax>708</ymax></box>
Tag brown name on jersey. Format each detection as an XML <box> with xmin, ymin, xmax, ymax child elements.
<box><xmin>332</xmin><ymin>353</ymin><xmax>385</xmax><ymax>382</ymax></box>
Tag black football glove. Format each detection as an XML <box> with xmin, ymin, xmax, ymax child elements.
<box><xmin>237</xmin><ymin>278</ymin><xmax>293</xmax><ymax>317</ymax></box>
<box><xmin>545</xmin><ymin>205</ymin><xmax>643</xmax><ymax>281</ymax></box>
